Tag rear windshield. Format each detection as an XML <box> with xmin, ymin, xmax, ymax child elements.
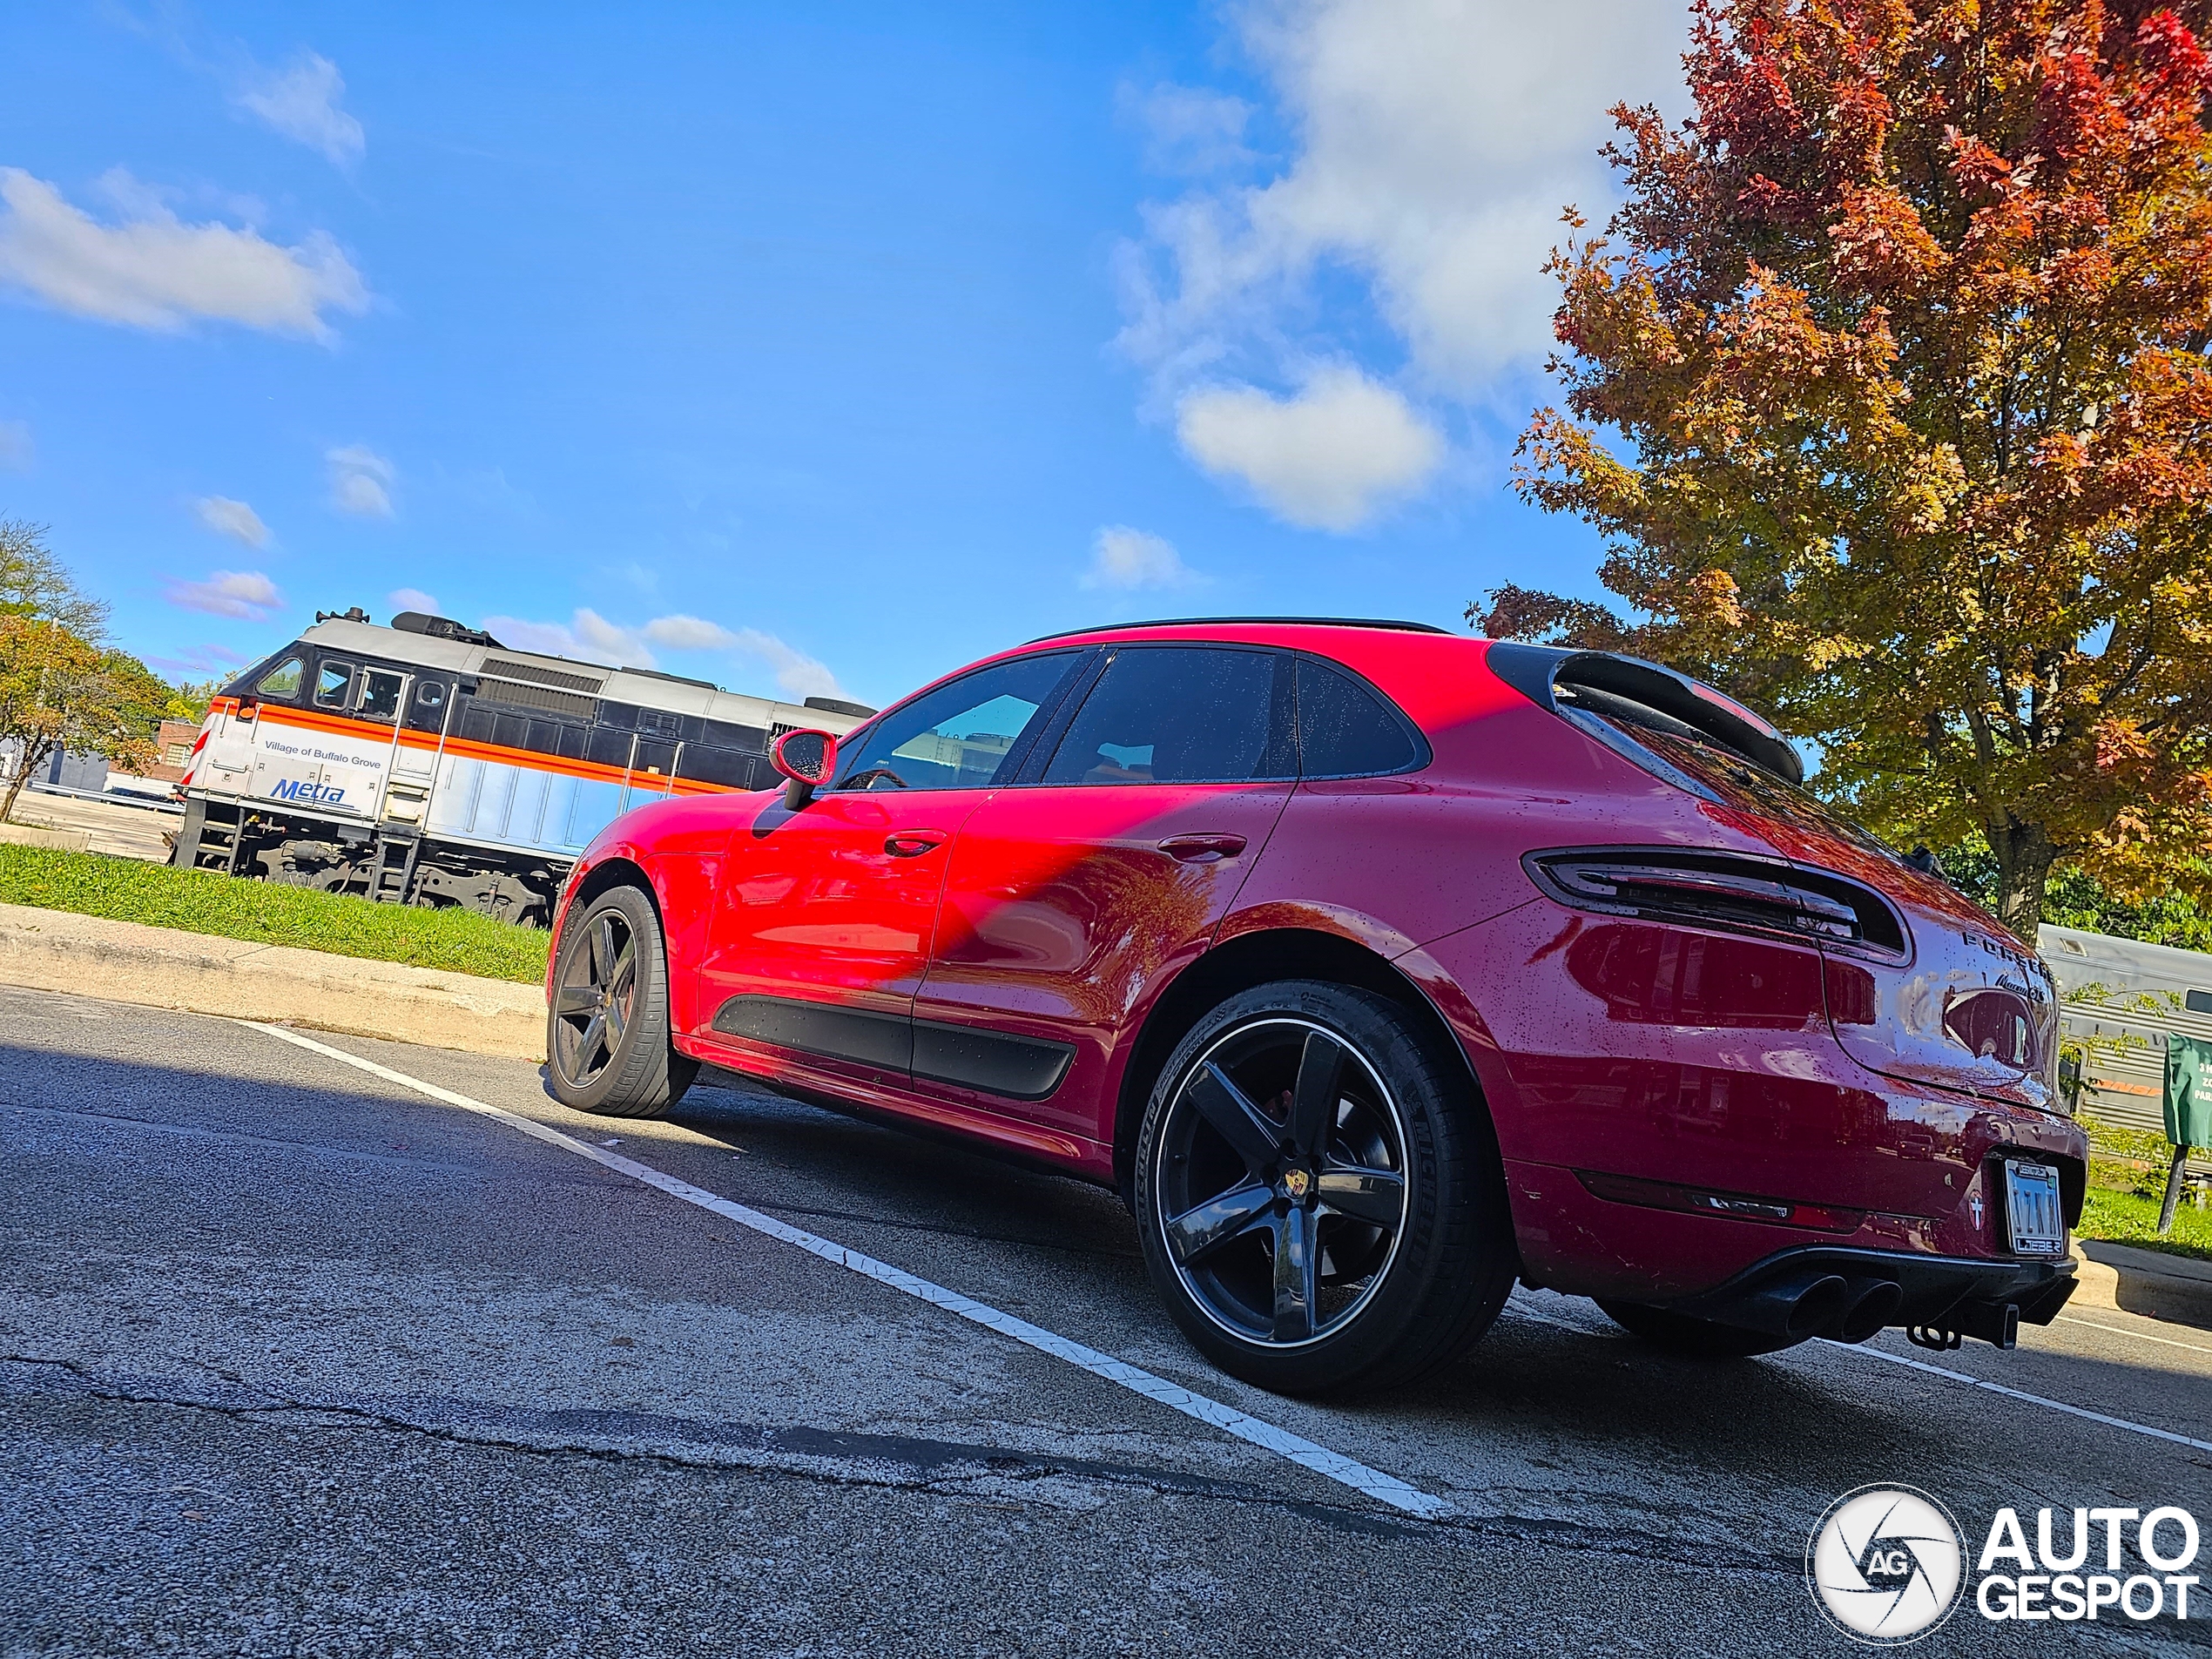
<box><xmin>1627</xmin><ymin>724</ymin><xmax>1901</xmax><ymax>863</ymax></box>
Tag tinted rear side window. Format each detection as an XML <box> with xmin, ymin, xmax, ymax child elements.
<box><xmin>1042</xmin><ymin>647</ymin><xmax>1291</xmax><ymax>786</ymax></box>
<box><xmin>1295</xmin><ymin>658</ymin><xmax>1420</xmax><ymax>778</ymax></box>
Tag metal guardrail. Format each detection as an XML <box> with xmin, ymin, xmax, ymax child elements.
<box><xmin>24</xmin><ymin>783</ymin><xmax>185</xmax><ymax>817</ymax></box>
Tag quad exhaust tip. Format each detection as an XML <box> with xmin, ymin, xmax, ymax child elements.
<box><xmin>1717</xmin><ymin>1271</ymin><xmax>1905</xmax><ymax>1345</ymax></box>
<box><xmin>1836</xmin><ymin>1278</ymin><xmax>1904</xmax><ymax>1344</ymax></box>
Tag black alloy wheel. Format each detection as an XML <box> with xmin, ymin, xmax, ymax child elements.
<box><xmin>553</xmin><ymin>907</ymin><xmax>637</xmax><ymax>1089</ymax></box>
<box><xmin>544</xmin><ymin>884</ymin><xmax>697</xmax><ymax>1118</ymax></box>
<box><xmin>1135</xmin><ymin>981</ymin><xmax>1516</xmax><ymax>1396</ymax></box>
<box><xmin>1155</xmin><ymin>1018</ymin><xmax>1409</xmax><ymax>1348</ymax></box>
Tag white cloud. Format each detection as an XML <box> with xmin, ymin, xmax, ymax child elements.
<box><xmin>1177</xmin><ymin>367</ymin><xmax>1444</xmax><ymax>530</ymax></box>
<box><xmin>236</xmin><ymin>53</ymin><xmax>365</xmax><ymax>165</ymax></box>
<box><xmin>388</xmin><ymin>587</ymin><xmax>439</xmax><ymax>615</ymax></box>
<box><xmin>1081</xmin><ymin>526</ymin><xmax>1202</xmax><ymax>591</ymax></box>
<box><xmin>1117</xmin><ymin>2</ymin><xmax>1689</xmax><ymax>519</ymax></box>
<box><xmin>165</xmin><ymin>569</ymin><xmax>283</xmax><ymax>621</ymax></box>
<box><xmin>146</xmin><ymin>643</ymin><xmax>249</xmax><ymax>677</ymax></box>
<box><xmin>0</xmin><ymin>167</ymin><xmax>368</xmax><ymax>339</ymax></box>
<box><xmin>327</xmin><ymin>444</ymin><xmax>395</xmax><ymax>517</ymax></box>
<box><xmin>482</xmin><ymin>609</ymin><xmax>846</xmax><ymax>699</ymax></box>
<box><xmin>1122</xmin><ymin>83</ymin><xmax>1257</xmax><ymax>176</ymax></box>
<box><xmin>194</xmin><ymin>496</ymin><xmax>270</xmax><ymax>548</ymax></box>
<box><xmin>640</xmin><ymin>614</ymin><xmax>736</xmax><ymax>651</ymax></box>
<box><xmin>725</xmin><ymin>629</ymin><xmax>845</xmax><ymax>700</ymax></box>
<box><xmin>0</xmin><ymin>421</ymin><xmax>28</xmax><ymax>472</ymax></box>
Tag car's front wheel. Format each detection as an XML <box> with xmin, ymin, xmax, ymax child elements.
<box><xmin>545</xmin><ymin>885</ymin><xmax>698</xmax><ymax>1118</ymax></box>
<box><xmin>1133</xmin><ymin>981</ymin><xmax>1515</xmax><ymax>1397</ymax></box>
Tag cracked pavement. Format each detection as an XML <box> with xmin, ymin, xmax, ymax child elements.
<box><xmin>3</xmin><ymin>988</ymin><xmax>2209</xmax><ymax>1655</ymax></box>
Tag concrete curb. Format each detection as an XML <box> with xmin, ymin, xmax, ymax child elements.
<box><xmin>2070</xmin><ymin>1238</ymin><xmax>2212</xmax><ymax>1332</ymax></box>
<box><xmin>0</xmin><ymin>822</ymin><xmax>92</xmax><ymax>853</ymax></box>
<box><xmin>0</xmin><ymin>901</ymin><xmax>544</xmax><ymax>1062</ymax></box>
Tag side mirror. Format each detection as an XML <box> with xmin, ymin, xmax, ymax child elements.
<box><xmin>771</xmin><ymin>728</ymin><xmax>838</xmax><ymax>808</ymax></box>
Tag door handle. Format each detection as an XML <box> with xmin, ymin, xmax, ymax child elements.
<box><xmin>884</xmin><ymin>830</ymin><xmax>948</xmax><ymax>858</ymax></box>
<box><xmin>1158</xmin><ymin>833</ymin><xmax>1246</xmax><ymax>863</ymax></box>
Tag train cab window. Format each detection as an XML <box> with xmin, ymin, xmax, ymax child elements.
<box><xmin>407</xmin><ymin>679</ymin><xmax>448</xmax><ymax>732</ymax></box>
<box><xmin>255</xmin><ymin>655</ymin><xmax>306</xmax><ymax>702</ymax></box>
<box><xmin>355</xmin><ymin>669</ymin><xmax>405</xmax><ymax>723</ymax></box>
<box><xmin>314</xmin><ymin>661</ymin><xmax>354</xmax><ymax>709</ymax></box>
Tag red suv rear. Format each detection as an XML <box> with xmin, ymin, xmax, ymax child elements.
<box><xmin>543</xmin><ymin>620</ymin><xmax>2083</xmax><ymax>1394</ymax></box>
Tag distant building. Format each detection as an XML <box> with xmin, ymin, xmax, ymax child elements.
<box><xmin>145</xmin><ymin>720</ymin><xmax>199</xmax><ymax>785</ymax></box>
<box><xmin>0</xmin><ymin>718</ymin><xmax>200</xmax><ymax>796</ymax></box>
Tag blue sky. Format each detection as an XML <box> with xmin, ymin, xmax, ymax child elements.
<box><xmin>0</xmin><ymin>2</ymin><xmax>1689</xmax><ymax>710</ymax></box>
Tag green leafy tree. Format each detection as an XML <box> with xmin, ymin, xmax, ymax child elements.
<box><xmin>1477</xmin><ymin>0</ymin><xmax>2212</xmax><ymax>936</ymax></box>
<box><xmin>0</xmin><ymin>519</ymin><xmax>106</xmax><ymax>636</ymax></box>
<box><xmin>0</xmin><ymin>524</ymin><xmax>166</xmax><ymax>820</ymax></box>
<box><xmin>163</xmin><ymin>678</ymin><xmax>222</xmax><ymax>725</ymax></box>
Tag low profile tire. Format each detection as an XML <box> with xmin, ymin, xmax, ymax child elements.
<box><xmin>545</xmin><ymin>885</ymin><xmax>698</xmax><ymax>1118</ymax></box>
<box><xmin>1133</xmin><ymin>981</ymin><xmax>1516</xmax><ymax>1398</ymax></box>
<box><xmin>1594</xmin><ymin>1298</ymin><xmax>1807</xmax><ymax>1358</ymax></box>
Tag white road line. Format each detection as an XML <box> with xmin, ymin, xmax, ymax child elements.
<box><xmin>2057</xmin><ymin>1314</ymin><xmax>2212</xmax><ymax>1359</ymax></box>
<box><xmin>242</xmin><ymin>1021</ymin><xmax>1453</xmax><ymax>1521</ymax></box>
<box><xmin>1504</xmin><ymin>1289</ymin><xmax>2212</xmax><ymax>1457</ymax></box>
<box><xmin>1837</xmin><ymin>1344</ymin><xmax>2212</xmax><ymax>1455</ymax></box>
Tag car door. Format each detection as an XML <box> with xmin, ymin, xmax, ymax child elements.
<box><xmin>910</xmin><ymin>644</ymin><xmax>1298</xmax><ymax>1141</ymax></box>
<box><xmin>693</xmin><ymin>651</ymin><xmax>1087</xmax><ymax>1093</ymax></box>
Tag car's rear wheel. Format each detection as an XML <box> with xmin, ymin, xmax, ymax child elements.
<box><xmin>545</xmin><ymin>885</ymin><xmax>697</xmax><ymax>1118</ymax></box>
<box><xmin>1133</xmin><ymin>981</ymin><xmax>1515</xmax><ymax>1397</ymax></box>
<box><xmin>1594</xmin><ymin>1298</ymin><xmax>1808</xmax><ymax>1358</ymax></box>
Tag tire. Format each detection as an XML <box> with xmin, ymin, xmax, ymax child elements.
<box><xmin>1595</xmin><ymin>1298</ymin><xmax>1808</xmax><ymax>1358</ymax></box>
<box><xmin>1133</xmin><ymin>980</ymin><xmax>1516</xmax><ymax>1397</ymax></box>
<box><xmin>545</xmin><ymin>885</ymin><xmax>698</xmax><ymax>1118</ymax></box>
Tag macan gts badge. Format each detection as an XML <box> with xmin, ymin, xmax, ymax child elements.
<box><xmin>542</xmin><ymin>619</ymin><xmax>2086</xmax><ymax>1396</ymax></box>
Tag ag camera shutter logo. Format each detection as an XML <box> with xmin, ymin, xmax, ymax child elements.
<box><xmin>1807</xmin><ymin>1485</ymin><xmax>1966</xmax><ymax>1643</ymax></box>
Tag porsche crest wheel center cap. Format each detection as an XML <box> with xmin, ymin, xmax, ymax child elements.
<box><xmin>1282</xmin><ymin>1167</ymin><xmax>1312</xmax><ymax>1203</ymax></box>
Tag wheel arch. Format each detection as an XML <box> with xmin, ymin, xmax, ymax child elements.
<box><xmin>551</xmin><ymin>853</ymin><xmax>664</xmax><ymax>982</ymax></box>
<box><xmin>1111</xmin><ymin>925</ymin><xmax>1493</xmax><ymax>1204</ymax></box>
<box><xmin>574</xmin><ymin>853</ymin><xmax>658</xmax><ymax>915</ymax></box>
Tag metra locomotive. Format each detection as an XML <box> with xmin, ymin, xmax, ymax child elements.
<box><xmin>172</xmin><ymin>609</ymin><xmax>872</xmax><ymax>925</ymax></box>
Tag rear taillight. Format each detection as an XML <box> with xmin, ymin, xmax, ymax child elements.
<box><xmin>1524</xmin><ymin>846</ymin><xmax>1909</xmax><ymax>961</ymax></box>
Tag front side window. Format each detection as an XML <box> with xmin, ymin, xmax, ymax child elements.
<box><xmin>831</xmin><ymin>652</ymin><xmax>1076</xmax><ymax>792</ymax></box>
<box><xmin>355</xmin><ymin>668</ymin><xmax>405</xmax><ymax>722</ymax></box>
<box><xmin>314</xmin><ymin>661</ymin><xmax>354</xmax><ymax>709</ymax></box>
<box><xmin>255</xmin><ymin>655</ymin><xmax>306</xmax><ymax>701</ymax></box>
<box><xmin>1042</xmin><ymin>647</ymin><xmax>1289</xmax><ymax>786</ymax></box>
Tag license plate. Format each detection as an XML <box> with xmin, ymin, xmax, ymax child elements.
<box><xmin>2004</xmin><ymin>1161</ymin><xmax>2066</xmax><ymax>1256</ymax></box>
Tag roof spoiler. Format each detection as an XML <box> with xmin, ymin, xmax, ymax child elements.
<box><xmin>1484</xmin><ymin>643</ymin><xmax>1804</xmax><ymax>787</ymax></box>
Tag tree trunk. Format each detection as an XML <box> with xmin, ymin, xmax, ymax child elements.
<box><xmin>1</xmin><ymin>737</ymin><xmax>51</xmax><ymax>826</ymax></box>
<box><xmin>1987</xmin><ymin>817</ymin><xmax>2057</xmax><ymax>940</ymax></box>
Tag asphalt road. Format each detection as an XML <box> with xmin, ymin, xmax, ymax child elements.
<box><xmin>3</xmin><ymin>989</ymin><xmax>2209</xmax><ymax>1656</ymax></box>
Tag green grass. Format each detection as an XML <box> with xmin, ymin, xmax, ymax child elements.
<box><xmin>2070</xmin><ymin>1114</ymin><xmax>2212</xmax><ymax>1261</ymax></box>
<box><xmin>0</xmin><ymin>843</ymin><xmax>550</xmax><ymax>985</ymax></box>
<box><xmin>2077</xmin><ymin>1186</ymin><xmax>2212</xmax><ymax>1264</ymax></box>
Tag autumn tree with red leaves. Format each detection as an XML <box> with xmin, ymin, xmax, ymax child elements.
<box><xmin>1480</xmin><ymin>0</ymin><xmax>2212</xmax><ymax>934</ymax></box>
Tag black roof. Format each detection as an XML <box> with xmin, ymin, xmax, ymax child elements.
<box><xmin>1027</xmin><ymin>616</ymin><xmax>1451</xmax><ymax>644</ymax></box>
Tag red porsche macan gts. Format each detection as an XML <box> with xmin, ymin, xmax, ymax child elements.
<box><xmin>543</xmin><ymin>619</ymin><xmax>2085</xmax><ymax>1395</ymax></box>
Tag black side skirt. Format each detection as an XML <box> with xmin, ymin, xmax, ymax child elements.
<box><xmin>711</xmin><ymin>995</ymin><xmax>1075</xmax><ymax>1103</ymax></box>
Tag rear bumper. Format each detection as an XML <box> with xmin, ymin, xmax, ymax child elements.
<box><xmin>1670</xmin><ymin>1243</ymin><xmax>2076</xmax><ymax>1332</ymax></box>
